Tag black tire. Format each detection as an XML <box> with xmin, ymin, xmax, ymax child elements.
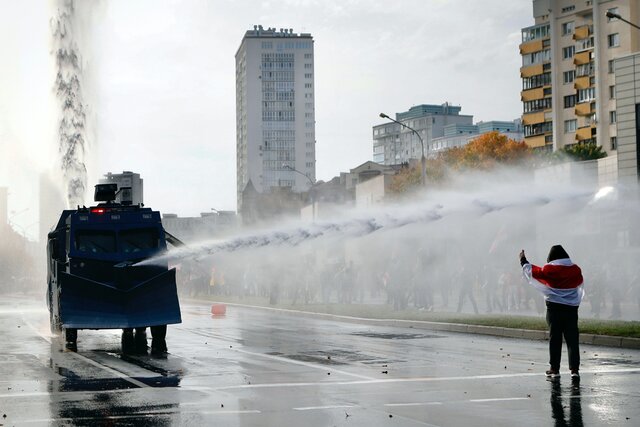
<box><xmin>65</xmin><ymin>328</ymin><xmax>77</xmax><ymax>343</ymax></box>
<box><xmin>150</xmin><ymin>325</ymin><xmax>168</xmax><ymax>353</ymax></box>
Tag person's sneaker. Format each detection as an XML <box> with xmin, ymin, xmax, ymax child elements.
<box><xmin>570</xmin><ymin>370</ymin><xmax>580</xmax><ymax>380</ymax></box>
<box><xmin>545</xmin><ymin>369</ymin><xmax>560</xmax><ymax>378</ymax></box>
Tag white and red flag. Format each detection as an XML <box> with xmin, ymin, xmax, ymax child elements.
<box><xmin>522</xmin><ymin>259</ymin><xmax>584</xmax><ymax>306</ymax></box>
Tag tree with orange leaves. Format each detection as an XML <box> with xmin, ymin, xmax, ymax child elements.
<box><xmin>390</xmin><ymin>132</ymin><xmax>530</xmax><ymax>193</ymax></box>
<box><xmin>442</xmin><ymin>131</ymin><xmax>531</xmax><ymax>170</ymax></box>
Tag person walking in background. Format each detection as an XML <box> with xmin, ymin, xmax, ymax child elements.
<box><xmin>519</xmin><ymin>245</ymin><xmax>584</xmax><ymax>380</ymax></box>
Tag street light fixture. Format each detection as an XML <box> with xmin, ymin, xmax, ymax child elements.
<box><xmin>283</xmin><ymin>164</ymin><xmax>317</xmax><ymax>221</ymax></box>
<box><xmin>282</xmin><ymin>164</ymin><xmax>315</xmax><ymax>187</ymax></box>
<box><xmin>605</xmin><ymin>10</ymin><xmax>640</xmax><ymax>30</ymax></box>
<box><xmin>379</xmin><ymin>113</ymin><xmax>427</xmax><ymax>187</ymax></box>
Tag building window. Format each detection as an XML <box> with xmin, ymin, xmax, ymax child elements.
<box><xmin>524</xmin><ymin>121</ymin><xmax>553</xmax><ymax>137</ymax></box>
<box><xmin>562</xmin><ymin>5</ymin><xmax>575</xmax><ymax>13</ymax></box>
<box><xmin>562</xmin><ymin>21</ymin><xmax>574</xmax><ymax>36</ymax></box>
<box><xmin>521</xmin><ymin>23</ymin><xmax>550</xmax><ymax>42</ymax></box>
<box><xmin>564</xmin><ymin>119</ymin><xmax>577</xmax><ymax>133</ymax></box>
<box><xmin>564</xmin><ymin>95</ymin><xmax>577</xmax><ymax>108</ymax></box>
<box><xmin>607</xmin><ymin>8</ymin><xmax>619</xmax><ymax>22</ymax></box>
<box><xmin>610</xmin><ymin>136</ymin><xmax>617</xmax><ymax>150</ymax></box>
<box><xmin>608</xmin><ymin>60</ymin><xmax>615</xmax><ymax>74</ymax></box>
<box><xmin>522</xmin><ymin>49</ymin><xmax>551</xmax><ymax>66</ymax></box>
<box><xmin>522</xmin><ymin>72</ymin><xmax>551</xmax><ymax>90</ymax></box>
<box><xmin>563</xmin><ymin>70</ymin><xmax>575</xmax><ymax>84</ymax></box>
<box><xmin>610</xmin><ymin>85</ymin><xmax>616</xmax><ymax>99</ymax></box>
<box><xmin>562</xmin><ymin>46</ymin><xmax>575</xmax><ymax>59</ymax></box>
<box><xmin>608</xmin><ymin>33</ymin><xmax>620</xmax><ymax>48</ymax></box>
<box><xmin>610</xmin><ymin>110</ymin><xmax>617</xmax><ymax>123</ymax></box>
<box><xmin>578</xmin><ymin>87</ymin><xmax>596</xmax><ymax>103</ymax></box>
<box><xmin>523</xmin><ymin>97</ymin><xmax>552</xmax><ymax>113</ymax></box>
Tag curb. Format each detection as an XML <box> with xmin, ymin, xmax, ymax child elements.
<box><xmin>194</xmin><ymin>300</ymin><xmax>640</xmax><ymax>350</ymax></box>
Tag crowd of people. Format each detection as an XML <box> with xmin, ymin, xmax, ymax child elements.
<box><xmin>175</xmin><ymin>246</ymin><xmax>640</xmax><ymax>321</ymax></box>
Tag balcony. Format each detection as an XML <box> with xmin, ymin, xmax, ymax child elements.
<box><xmin>576</xmin><ymin>125</ymin><xmax>596</xmax><ymax>141</ymax></box>
<box><xmin>524</xmin><ymin>135</ymin><xmax>546</xmax><ymax>148</ymax></box>
<box><xmin>573</xmin><ymin>25</ymin><xmax>593</xmax><ymax>41</ymax></box>
<box><xmin>574</xmin><ymin>76</ymin><xmax>591</xmax><ymax>90</ymax></box>
<box><xmin>522</xmin><ymin>111</ymin><xmax>545</xmax><ymax>125</ymax></box>
<box><xmin>519</xmin><ymin>39</ymin><xmax>543</xmax><ymax>55</ymax></box>
<box><xmin>575</xmin><ymin>102</ymin><xmax>595</xmax><ymax>116</ymax></box>
<box><xmin>574</xmin><ymin>51</ymin><xmax>592</xmax><ymax>66</ymax></box>
<box><xmin>576</xmin><ymin>37</ymin><xmax>594</xmax><ymax>53</ymax></box>
<box><xmin>521</xmin><ymin>87</ymin><xmax>544</xmax><ymax>102</ymax></box>
<box><xmin>520</xmin><ymin>63</ymin><xmax>544</xmax><ymax>78</ymax></box>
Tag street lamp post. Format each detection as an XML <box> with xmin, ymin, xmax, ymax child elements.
<box><xmin>606</xmin><ymin>10</ymin><xmax>640</xmax><ymax>30</ymax></box>
<box><xmin>283</xmin><ymin>164</ymin><xmax>317</xmax><ymax>220</ymax></box>
<box><xmin>379</xmin><ymin>113</ymin><xmax>427</xmax><ymax>187</ymax></box>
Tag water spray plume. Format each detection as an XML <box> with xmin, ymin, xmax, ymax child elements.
<box><xmin>52</xmin><ymin>0</ymin><xmax>88</xmax><ymax>208</ymax></box>
<box><xmin>140</xmin><ymin>175</ymin><xmax>598</xmax><ymax>268</ymax></box>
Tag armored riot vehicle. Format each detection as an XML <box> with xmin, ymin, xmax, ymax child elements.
<box><xmin>46</xmin><ymin>183</ymin><xmax>182</xmax><ymax>353</ymax></box>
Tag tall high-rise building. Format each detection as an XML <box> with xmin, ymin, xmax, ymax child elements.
<box><xmin>520</xmin><ymin>0</ymin><xmax>639</xmax><ymax>152</ymax></box>
<box><xmin>235</xmin><ymin>25</ymin><xmax>316</xmax><ymax>212</ymax></box>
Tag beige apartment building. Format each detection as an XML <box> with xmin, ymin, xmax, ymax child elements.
<box><xmin>520</xmin><ymin>0</ymin><xmax>639</xmax><ymax>152</ymax></box>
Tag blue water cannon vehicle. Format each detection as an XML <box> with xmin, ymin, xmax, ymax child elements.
<box><xmin>46</xmin><ymin>183</ymin><xmax>183</xmax><ymax>353</ymax></box>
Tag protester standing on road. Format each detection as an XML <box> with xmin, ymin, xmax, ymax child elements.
<box><xmin>519</xmin><ymin>245</ymin><xmax>584</xmax><ymax>380</ymax></box>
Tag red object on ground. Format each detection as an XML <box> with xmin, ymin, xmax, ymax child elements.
<box><xmin>211</xmin><ymin>303</ymin><xmax>226</xmax><ymax>316</ymax></box>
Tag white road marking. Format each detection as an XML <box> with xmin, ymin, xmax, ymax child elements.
<box><xmin>231</xmin><ymin>347</ymin><xmax>376</xmax><ymax>380</ymax></box>
<box><xmin>385</xmin><ymin>402</ymin><xmax>444</xmax><ymax>407</ymax></box>
<box><xmin>469</xmin><ymin>397</ymin><xmax>530</xmax><ymax>403</ymax></box>
<box><xmin>18</xmin><ymin>409</ymin><xmax>262</xmax><ymax>424</ymax></box>
<box><xmin>67</xmin><ymin>351</ymin><xmax>150</xmax><ymax>388</ymax></box>
<box><xmin>214</xmin><ymin>367</ymin><xmax>640</xmax><ymax>391</ymax></box>
<box><xmin>21</xmin><ymin>316</ymin><xmax>150</xmax><ymax>389</ymax></box>
<box><xmin>294</xmin><ymin>404</ymin><xmax>355</xmax><ymax>411</ymax></box>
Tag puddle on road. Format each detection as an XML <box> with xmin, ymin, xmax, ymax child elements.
<box><xmin>588</xmin><ymin>356</ymin><xmax>640</xmax><ymax>367</ymax></box>
<box><xmin>349</xmin><ymin>332</ymin><xmax>444</xmax><ymax>340</ymax></box>
<box><xmin>268</xmin><ymin>349</ymin><xmax>405</xmax><ymax>365</ymax></box>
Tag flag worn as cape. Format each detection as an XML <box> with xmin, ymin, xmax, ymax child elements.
<box><xmin>522</xmin><ymin>258</ymin><xmax>584</xmax><ymax>306</ymax></box>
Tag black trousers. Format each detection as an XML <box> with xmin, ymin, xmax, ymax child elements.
<box><xmin>546</xmin><ymin>301</ymin><xmax>580</xmax><ymax>371</ymax></box>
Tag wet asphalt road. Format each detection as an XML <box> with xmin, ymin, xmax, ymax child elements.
<box><xmin>1</xmin><ymin>295</ymin><xmax>639</xmax><ymax>426</ymax></box>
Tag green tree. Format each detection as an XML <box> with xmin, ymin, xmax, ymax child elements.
<box><xmin>562</xmin><ymin>142</ymin><xmax>607</xmax><ymax>161</ymax></box>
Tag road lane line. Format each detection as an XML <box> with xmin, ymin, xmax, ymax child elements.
<box><xmin>18</xmin><ymin>409</ymin><xmax>262</xmax><ymax>424</ymax></box>
<box><xmin>67</xmin><ymin>351</ymin><xmax>150</xmax><ymax>388</ymax></box>
<box><xmin>21</xmin><ymin>316</ymin><xmax>150</xmax><ymax>389</ymax></box>
<box><xmin>214</xmin><ymin>367</ymin><xmax>640</xmax><ymax>391</ymax></box>
<box><xmin>469</xmin><ymin>397</ymin><xmax>529</xmax><ymax>403</ymax></box>
<box><xmin>294</xmin><ymin>405</ymin><xmax>355</xmax><ymax>411</ymax></box>
<box><xmin>231</xmin><ymin>347</ymin><xmax>376</xmax><ymax>380</ymax></box>
<box><xmin>384</xmin><ymin>401</ymin><xmax>443</xmax><ymax>408</ymax></box>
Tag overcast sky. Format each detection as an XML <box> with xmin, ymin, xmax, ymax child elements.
<box><xmin>0</xmin><ymin>0</ymin><xmax>532</xmax><ymax>239</ymax></box>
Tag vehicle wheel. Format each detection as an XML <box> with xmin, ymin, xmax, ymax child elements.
<box><xmin>121</xmin><ymin>328</ymin><xmax>135</xmax><ymax>354</ymax></box>
<box><xmin>64</xmin><ymin>328</ymin><xmax>77</xmax><ymax>350</ymax></box>
<box><xmin>150</xmin><ymin>325</ymin><xmax>167</xmax><ymax>354</ymax></box>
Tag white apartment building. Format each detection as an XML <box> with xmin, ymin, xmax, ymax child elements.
<box><xmin>235</xmin><ymin>25</ymin><xmax>316</xmax><ymax>211</ymax></box>
<box><xmin>520</xmin><ymin>0</ymin><xmax>639</xmax><ymax>152</ymax></box>
<box><xmin>372</xmin><ymin>103</ymin><xmax>473</xmax><ymax>165</ymax></box>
